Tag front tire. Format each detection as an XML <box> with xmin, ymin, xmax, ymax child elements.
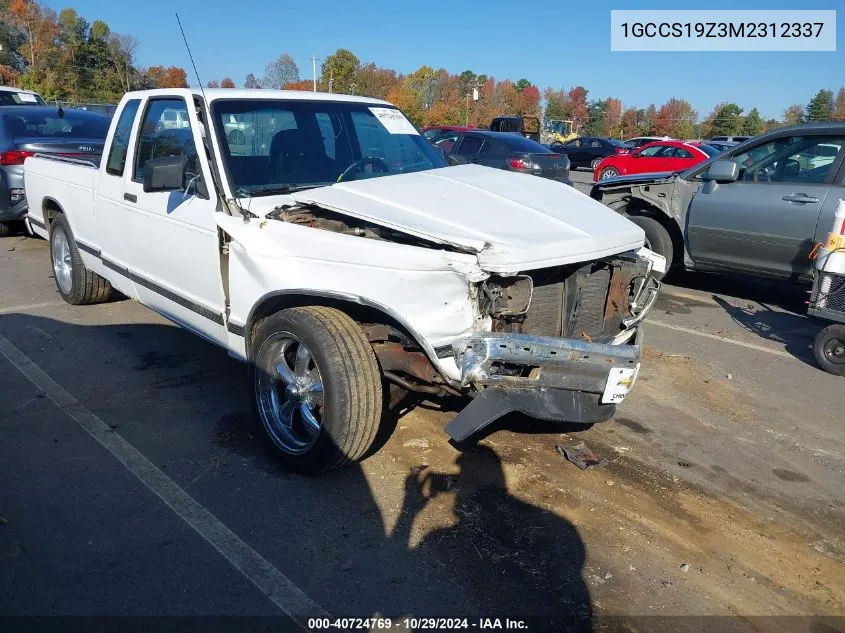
<box><xmin>49</xmin><ymin>215</ymin><xmax>113</xmax><ymax>305</ymax></box>
<box><xmin>813</xmin><ymin>324</ymin><xmax>845</xmax><ymax>376</ymax></box>
<box><xmin>627</xmin><ymin>215</ymin><xmax>674</xmax><ymax>272</ymax></box>
<box><xmin>599</xmin><ymin>166</ymin><xmax>619</xmax><ymax>180</ymax></box>
<box><xmin>250</xmin><ymin>306</ymin><xmax>383</xmax><ymax>473</ymax></box>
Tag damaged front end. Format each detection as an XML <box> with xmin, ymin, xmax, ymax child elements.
<box><xmin>445</xmin><ymin>249</ymin><xmax>663</xmax><ymax>442</ymax></box>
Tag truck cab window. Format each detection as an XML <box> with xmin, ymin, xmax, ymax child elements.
<box><xmin>106</xmin><ymin>99</ymin><xmax>140</xmax><ymax>176</ymax></box>
<box><xmin>133</xmin><ymin>98</ymin><xmax>199</xmax><ymax>183</ymax></box>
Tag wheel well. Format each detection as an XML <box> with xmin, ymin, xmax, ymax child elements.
<box><xmin>623</xmin><ymin>200</ymin><xmax>684</xmax><ymax>266</ymax></box>
<box><xmin>42</xmin><ymin>198</ymin><xmax>64</xmax><ymax>228</ymax></box>
<box><xmin>246</xmin><ymin>293</ymin><xmax>429</xmax><ymax>359</ymax></box>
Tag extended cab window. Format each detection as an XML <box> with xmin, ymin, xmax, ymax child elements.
<box><xmin>106</xmin><ymin>99</ymin><xmax>140</xmax><ymax>176</ymax></box>
<box><xmin>133</xmin><ymin>98</ymin><xmax>199</xmax><ymax>182</ymax></box>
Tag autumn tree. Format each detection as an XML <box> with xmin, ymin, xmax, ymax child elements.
<box><xmin>639</xmin><ymin>104</ymin><xmax>657</xmax><ymax>135</ymax></box>
<box><xmin>220</xmin><ymin>77</ymin><xmax>235</xmax><ymax>88</ymax></box>
<box><xmin>602</xmin><ymin>97</ymin><xmax>622</xmax><ymax>138</ymax></box>
<box><xmin>835</xmin><ymin>88</ymin><xmax>845</xmax><ymax>120</ymax></box>
<box><xmin>143</xmin><ymin>65</ymin><xmax>188</xmax><ymax>88</ymax></box>
<box><xmin>284</xmin><ymin>79</ymin><xmax>312</xmax><ymax>91</ymax></box>
<box><xmin>783</xmin><ymin>104</ymin><xmax>805</xmax><ymax>125</ymax></box>
<box><xmin>806</xmin><ymin>89</ymin><xmax>834</xmax><ymax>121</ymax></box>
<box><xmin>354</xmin><ymin>63</ymin><xmax>399</xmax><ymax>100</ymax></box>
<box><xmin>320</xmin><ymin>48</ymin><xmax>359</xmax><ymax>94</ymax></box>
<box><xmin>568</xmin><ymin>86</ymin><xmax>589</xmax><ymax>131</ymax></box>
<box><xmin>263</xmin><ymin>53</ymin><xmax>299</xmax><ymax>89</ymax></box>
<box><xmin>621</xmin><ymin>107</ymin><xmax>639</xmax><ymax>138</ymax></box>
<box><xmin>243</xmin><ymin>73</ymin><xmax>260</xmax><ymax>89</ymax></box>
<box><xmin>654</xmin><ymin>98</ymin><xmax>696</xmax><ymax>138</ymax></box>
<box><xmin>519</xmin><ymin>84</ymin><xmax>540</xmax><ymax>116</ymax></box>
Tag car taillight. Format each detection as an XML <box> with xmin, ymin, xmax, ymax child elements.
<box><xmin>614</xmin><ymin>147</ymin><xmax>629</xmax><ymax>154</ymax></box>
<box><xmin>507</xmin><ymin>158</ymin><xmax>541</xmax><ymax>170</ymax></box>
<box><xmin>0</xmin><ymin>150</ymin><xmax>34</xmax><ymax>166</ymax></box>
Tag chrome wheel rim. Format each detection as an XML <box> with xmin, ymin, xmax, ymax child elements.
<box><xmin>601</xmin><ymin>168</ymin><xmax>618</xmax><ymax>180</ymax></box>
<box><xmin>256</xmin><ymin>333</ymin><xmax>324</xmax><ymax>454</ymax></box>
<box><xmin>52</xmin><ymin>229</ymin><xmax>73</xmax><ymax>295</ymax></box>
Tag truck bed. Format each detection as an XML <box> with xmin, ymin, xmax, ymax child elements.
<box><xmin>24</xmin><ymin>154</ymin><xmax>98</xmax><ymax>240</ymax></box>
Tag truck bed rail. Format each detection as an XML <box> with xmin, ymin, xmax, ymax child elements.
<box><xmin>32</xmin><ymin>153</ymin><xmax>100</xmax><ymax>169</ymax></box>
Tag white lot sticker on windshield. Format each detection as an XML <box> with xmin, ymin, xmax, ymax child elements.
<box><xmin>18</xmin><ymin>93</ymin><xmax>37</xmax><ymax>103</ymax></box>
<box><xmin>369</xmin><ymin>107</ymin><xmax>418</xmax><ymax>135</ymax></box>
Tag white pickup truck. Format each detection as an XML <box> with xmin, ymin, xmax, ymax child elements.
<box><xmin>24</xmin><ymin>88</ymin><xmax>664</xmax><ymax>472</ymax></box>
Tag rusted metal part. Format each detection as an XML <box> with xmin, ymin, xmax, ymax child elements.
<box><xmin>372</xmin><ymin>341</ymin><xmax>439</xmax><ymax>384</ymax></box>
<box><xmin>383</xmin><ymin>371</ymin><xmax>443</xmax><ymax>395</ymax></box>
<box><xmin>605</xmin><ymin>263</ymin><xmax>635</xmax><ymax>322</ymax></box>
<box><xmin>361</xmin><ymin>323</ymin><xmax>390</xmax><ymax>342</ymax></box>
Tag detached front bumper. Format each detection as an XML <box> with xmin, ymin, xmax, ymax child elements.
<box><xmin>443</xmin><ymin>261</ymin><xmax>661</xmax><ymax>442</ymax></box>
<box><xmin>445</xmin><ymin>329</ymin><xmax>643</xmax><ymax>442</ymax></box>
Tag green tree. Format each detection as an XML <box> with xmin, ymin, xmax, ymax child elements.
<box><xmin>806</xmin><ymin>89</ymin><xmax>834</xmax><ymax>121</ymax></box>
<box><xmin>707</xmin><ymin>103</ymin><xmax>743</xmax><ymax>136</ymax></box>
<box><xmin>320</xmin><ymin>48</ymin><xmax>359</xmax><ymax>94</ymax></box>
<box><xmin>741</xmin><ymin>107</ymin><xmax>763</xmax><ymax>136</ymax></box>
<box><xmin>515</xmin><ymin>78</ymin><xmax>531</xmax><ymax>93</ymax></box>
<box><xmin>584</xmin><ymin>99</ymin><xmax>606</xmax><ymax>136</ymax></box>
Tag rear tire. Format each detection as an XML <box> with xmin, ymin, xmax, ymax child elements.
<box><xmin>250</xmin><ymin>306</ymin><xmax>383</xmax><ymax>473</ymax></box>
<box><xmin>49</xmin><ymin>215</ymin><xmax>113</xmax><ymax>305</ymax></box>
<box><xmin>627</xmin><ymin>215</ymin><xmax>674</xmax><ymax>272</ymax></box>
<box><xmin>813</xmin><ymin>324</ymin><xmax>845</xmax><ymax>376</ymax></box>
<box><xmin>590</xmin><ymin>157</ymin><xmax>603</xmax><ymax>170</ymax></box>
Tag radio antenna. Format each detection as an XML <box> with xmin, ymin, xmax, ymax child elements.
<box><xmin>175</xmin><ymin>13</ymin><xmax>207</xmax><ymax>100</ymax></box>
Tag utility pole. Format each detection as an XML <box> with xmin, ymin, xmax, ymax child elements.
<box><xmin>328</xmin><ymin>69</ymin><xmax>334</xmax><ymax>94</ymax></box>
<box><xmin>311</xmin><ymin>56</ymin><xmax>318</xmax><ymax>92</ymax></box>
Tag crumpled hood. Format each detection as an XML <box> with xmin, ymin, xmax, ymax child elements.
<box><xmin>291</xmin><ymin>164</ymin><xmax>645</xmax><ymax>273</ymax></box>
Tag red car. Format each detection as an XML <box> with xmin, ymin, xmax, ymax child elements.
<box><xmin>594</xmin><ymin>140</ymin><xmax>719</xmax><ymax>181</ymax></box>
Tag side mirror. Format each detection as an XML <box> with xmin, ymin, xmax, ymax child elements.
<box><xmin>143</xmin><ymin>154</ymin><xmax>187</xmax><ymax>193</ymax></box>
<box><xmin>448</xmin><ymin>154</ymin><xmax>467</xmax><ymax>166</ymax></box>
<box><xmin>702</xmin><ymin>159</ymin><xmax>740</xmax><ymax>182</ymax></box>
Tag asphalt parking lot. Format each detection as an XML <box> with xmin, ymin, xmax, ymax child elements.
<box><xmin>1</xmin><ymin>224</ymin><xmax>843</xmax><ymax>631</ymax></box>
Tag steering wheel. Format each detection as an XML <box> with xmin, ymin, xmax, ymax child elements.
<box><xmin>337</xmin><ymin>157</ymin><xmax>389</xmax><ymax>182</ymax></box>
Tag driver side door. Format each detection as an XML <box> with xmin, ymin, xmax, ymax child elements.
<box><xmin>686</xmin><ymin>134</ymin><xmax>845</xmax><ymax>279</ymax></box>
<box><xmin>121</xmin><ymin>96</ymin><xmax>227</xmax><ymax>344</ymax></box>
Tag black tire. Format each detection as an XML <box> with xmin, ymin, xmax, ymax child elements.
<box><xmin>590</xmin><ymin>157</ymin><xmax>603</xmax><ymax>170</ymax></box>
<box><xmin>250</xmin><ymin>306</ymin><xmax>383</xmax><ymax>473</ymax></box>
<box><xmin>0</xmin><ymin>221</ymin><xmax>16</xmax><ymax>237</ymax></box>
<box><xmin>813</xmin><ymin>324</ymin><xmax>845</xmax><ymax>376</ymax></box>
<box><xmin>599</xmin><ymin>166</ymin><xmax>619</xmax><ymax>180</ymax></box>
<box><xmin>627</xmin><ymin>215</ymin><xmax>674</xmax><ymax>272</ymax></box>
<box><xmin>49</xmin><ymin>214</ymin><xmax>113</xmax><ymax>305</ymax></box>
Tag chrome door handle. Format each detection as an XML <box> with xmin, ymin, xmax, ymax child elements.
<box><xmin>782</xmin><ymin>194</ymin><xmax>819</xmax><ymax>204</ymax></box>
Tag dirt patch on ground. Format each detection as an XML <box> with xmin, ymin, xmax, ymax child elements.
<box><xmin>641</xmin><ymin>346</ymin><xmax>753</xmax><ymax>423</ymax></box>
<box><xmin>377</xmin><ymin>407</ymin><xmax>845</xmax><ymax>618</ymax></box>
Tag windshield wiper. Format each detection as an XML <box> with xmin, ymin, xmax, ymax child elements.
<box><xmin>238</xmin><ymin>183</ymin><xmax>330</xmax><ymax>197</ymax></box>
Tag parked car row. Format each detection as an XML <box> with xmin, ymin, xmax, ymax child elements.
<box><xmin>594</xmin><ymin>140</ymin><xmax>719</xmax><ymax>181</ymax></box>
<box><xmin>429</xmin><ymin>129</ymin><xmax>572</xmax><ymax>184</ymax></box>
<box><xmin>590</xmin><ymin>122</ymin><xmax>845</xmax><ymax>281</ymax></box>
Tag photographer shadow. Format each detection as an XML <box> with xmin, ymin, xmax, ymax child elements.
<box><xmin>390</xmin><ymin>444</ymin><xmax>592</xmax><ymax>630</ymax></box>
